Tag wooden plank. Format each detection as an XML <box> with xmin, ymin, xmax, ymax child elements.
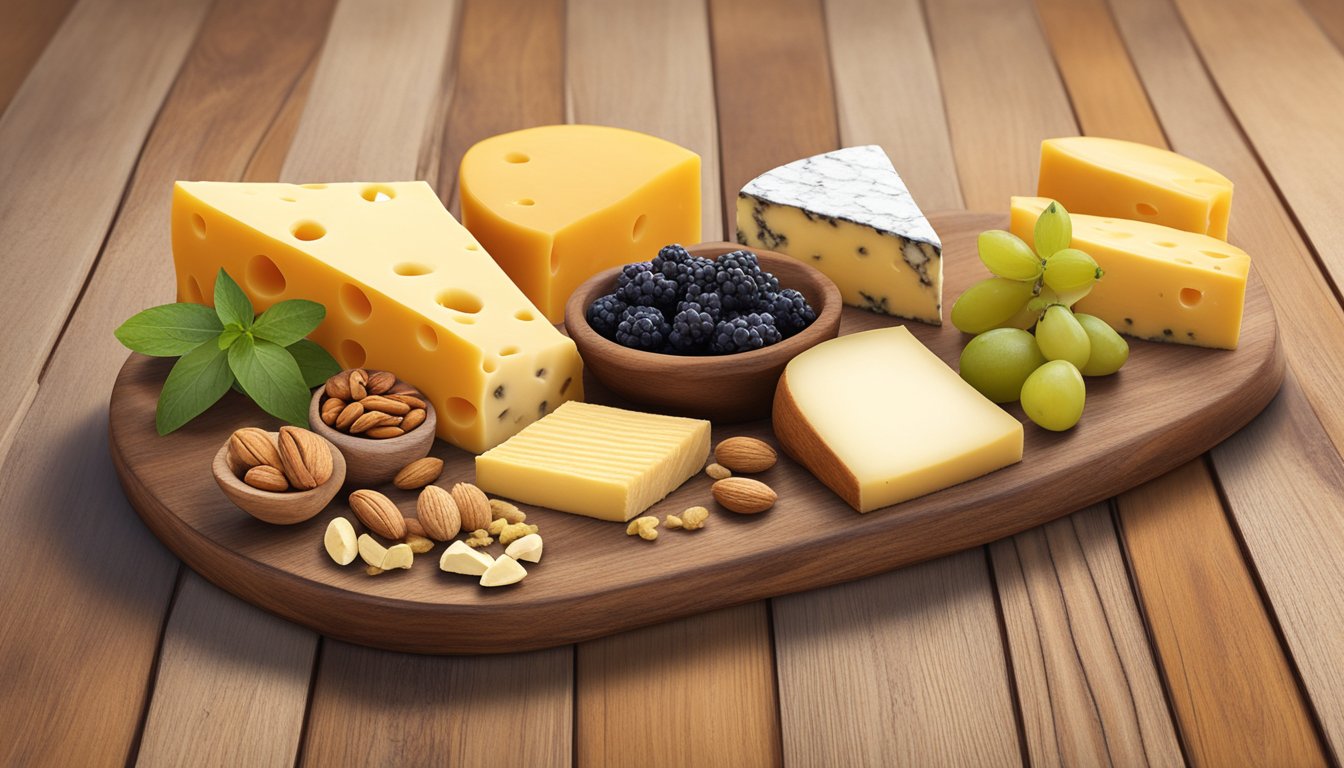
<box><xmin>1117</xmin><ymin>461</ymin><xmax>1327</xmax><ymax>766</ymax></box>
<box><xmin>577</xmin><ymin>605</ymin><xmax>781</xmax><ymax>767</ymax></box>
<box><xmin>568</xmin><ymin>0</ymin><xmax>722</xmax><ymax>238</ymax></box>
<box><xmin>1301</xmin><ymin>0</ymin><xmax>1344</xmax><ymax>53</ymax></box>
<box><xmin>1170</xmin><ymin>0</ymin><xmax>1344</xmax><ymax>289</ymax></box>
<box><xmin>0</xmin><ymin>0</ymin><xmax>78</xmax><ymax>112</ymax></box>
<box><xmin>821</xmin><ymin>0</ymin><xmax>963</xmax><ymax>210</ymax></box>
<box><xmin>0</xmin><ymin>0</ymin><xmax>211</xmax><ymax>466</ymax></box>
<box><xmin>440</xmin><ymin>0</ymin><xmax>565</xmax><ymax>214</ymax></box>
<box><xmin>242</xmin><ymin>55</ymin><xmax>321</xmax><ymax>183</ymax></box>
<box><xmin>990</xmin><ymin>508</ymin><xmax>1183</xmax><ymax>767</ymax></box>
<box><xmin>135</xmin><ymin>576</ymin><xmax>316</xmax><ymax>768</ymax></box>
<box><xmin>301</xmin><ymin>643</ymin><xmax>573</xmax><ymax>767</ymax></box>
<box><xmin>774</xmin><ymin>553</ymin><xmax>1021</xmax><ymax>766</ymax></box>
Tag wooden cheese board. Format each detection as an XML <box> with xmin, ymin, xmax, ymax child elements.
<box><xmin>108</xmin><ymin>212</ymin><xmax>1284</xmax><ymax>654</ymax></box>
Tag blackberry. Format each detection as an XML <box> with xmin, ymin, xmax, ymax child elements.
<box><xmin>760</xmin><ymin>288</ymin><xmax>816</xmax><ymax>336</ymax></box>
<box><xmin>587</xmin><ymin>293</ymin><xmax>627</xmax><ymax>339</ymax></box>
<box><xmin>615</xmin><ymin>305</ymin><xmax>670</xmax><ymax>351</ymax></box>
<box><xmin>668</xmin><ymin>303</ymin><xmax>716</xmax><ymax>353</ymax></box>
<box><xmin>651</xmin><ymin>243</ymin><xmax>692</xmax><ymax>274</ymax></box>
<box><xmin>712</xmin><ymin>261</ymin><xmax>760</xmax><ymax>311</ymax></box>
<box><xmin>717</xmin><ymin>249</ymin><xmax>780</xmax><ymax>294</ymax></box>
<box><xmin>664</xmin><ymin>255</ymin><xmax>717</xmax><ymax>296</ymax></box>
<box><xmin>711</xmin><ymin>312</ymin><xmax>782</xmax><ymax>354</ymax></box>
<box><xmin>618</xmin><ymin>269</ymin><xmax>679</xmax><ymax>309</ymax></box>
<box><xmin>616</xmin><ymin>261</ymin><xmax>654</xmax><ymax>291</ymax></box>
<box><xmin>680</xmin><ymin>288</ymin><xmax>724</xmax><ymax>322</ymax></box>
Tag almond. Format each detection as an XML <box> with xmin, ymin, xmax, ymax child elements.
<box><xmin>417</xmin><ymin>485</ymin><xmax>461</xmax><ymax>541</ymax></box>
<box><xmin>714</xmin><ymin>437</ymin><xmax>777</xmax><ymax>474</ymax></box>
<box><xmin>366</xmin><ymin>426</ymin><xmax>406</xmax><ymax>439</ymax></box>
<box><xmin>349</xmin><ymin>489</ymin><xmax>406</xmax><ymax>539</ymax></box>
<box><xmin>324</xmin><ymin>371</ymin><xmax>352</xmax><ymax>400</ymax></box>
<box><xmin>451</xmin><ymin>482</ymin><xmax>491</xmax><ymax>531</ymax></box>
<box><xmin>348</xmin><ymin>368</ymin><xmax>369</xmax><ymax>400</ymax></box>
<box><xmin>277</xmin><ymin>426</ymin><xmax>333</xmax><ymax>490</ymax></box>
<box><xmin>361</xmin><ymin>395</ymin><xmax>411</xmax><ymax>416</ymax></box>
<box><xmin>394</xmin><ymin>457</ymin><xmax>443</xmax><ymax>490</ymax></box>
<box><xmin>229</xmin><ymin>428</ymin><xmax>283</xmax><ymax>470</ymax></box>
<box><xmin>404</xmin><ymin>517</ymin><xmax>427</xmax><ymax>538</ymax></box>
<box><xmin>387</xmin><ymin>393</ymin><xmax>427</xmax><ymax>410</ymax></box>
<box><xmin>335</xmin><ymin>402</ymin><xmax>364</xmax><ymax>431</ymax></box>
<box><xmin>320</xmin><ymin>397</ymin><xmax>344</xmax><ymax>426</ymax></box>
<box><xmin>244</xmin><ymin>464</ymin><xmax>289</xmax><ymax>492</ymax></box>
<box><xmin>350</xmin><ymin>411</ymin><xmax>401</xmax><ymax>434</ymax></box>
<box><xmin>401</xmin><ymin>408</ymin><xmax>427</xmax><ymax>432</ymax></box>
<box><xmin>367</xmin><ymin>370</ymin><xmax>396</xmax><ymax>396</ymax></box>
<box><xmin>711</xmin><ymin>477</ymin><xmax>776</xmax><ymax>514</ymax></box>
<box><xmin>388</xmin><ymin>381</ymin><xmax>420</xmax><ymax>396</ymax></box>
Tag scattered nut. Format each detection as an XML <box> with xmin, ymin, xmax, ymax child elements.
<box><xmin>480</xmin><ymin>554</ymin><xmax>527</xmax><ymax>587</ymax></box>
<box><xmin>440</xmin><ymin>540</ymin><xmax>494</xmax><ymax>575</ymax></box>
<box><xmin>487</xmin><ymin>518</ymin><xmax>507</xmax><ymax>536</ymax></box>
<box><xmin>404</xmin><ymin>517</ymin><xmax>427</xmax><ymax>538</ymax></box>
<box><xmin>403</xmin><ymin>533</ymin><xmax>435</xmax><ymax>554</ymax></box>
<box><xmin>711</xmin><ymin>477</ymin><xmax>776</xmax><ymax>514</ymax></box>
<box><xmin>393</xmin><ymin>457</ymin><xmax>444</xmax><ymax>490</ymax></box>
<box><xmin>681</xmin><ymin>506</ymin><xmax>709</xmax><ymax>530</ymax></box>
<box><xmin>244</xmin><ymin>464</ymin><xmax>289</xmax><ymax>492</ymax></box>
<box><xmin>504</xmin><ymin>533</ymin><xmax>543</xmax><ymax>563</ymax></box>
<box><xmin>320</xmin><ymin>397</ymin><xmax>344</xmax><ymax>426</ymax></box>
<box><xmin>365</xmin><ymin>565</ymin><xmax>385</xmax><ymax>576</ymax></box>
<box><xmin>499</xmin><ymin>522</ymin><xmax>538</xmax><ymax>545</ymax></box>
<box><xmin>366</xmin><ymin>370</ymin><xmax>396</xmax><ymax>396</ymax></box>
<box><xmin>381</xmin><ymin>542</ymin><xmax>414</xmax><ymax>570</ymax></box>
<box><xmin>362</xmin><ymin>394</ymin><xmax>411</xmax><ymax>416</ymax></box>
<box><xmin>451</xmin><ymin>482</ymin><xmax>492</xmax><ymax>531</ymax></box>
<box><xmin>714</xmin><ymin>437</ymin><xmax>777</xmax><ymax>474</ymax></box>
<box><xmin>324</xmin><ymin>517</ymin><xmax>358</xmax><ymax>565</ymax></box>
<box><xmin>489</xmin><ymin>499</ymin><xmax>527</xmax><ymax>524</ymax></box>
<box><xmin>357</xmin><ymin>533</ymin><xmax>388</xmax><ymax>567</ymax></box>
<box><xmin>665</xmin><ymin>514</ymin><xmax>684</xmax><ymax>530</ymax></box>
<box><xmin>464</xmin><ymin>529</ymin><xmax>494</xmax><ymax>548</ymax></box>
<box><xmin>705</xmin><ymin>463</ymin><xmax>732</xmax><ymax>480</ymax></box>
<box><xmin>229</xmin><ymin>427</ymin><xmax>282</xmax><ymax>470</ymax></box>
<box><xmin>626</xmin><ymin>516</ymin><xmax>659</xmax><ymax>541</ymax></box>
<box><xmin>349</xmin><ymin>489</ymin><xmax>406</xmax><ymax>540</ymax></box>
<box><xmin>277</xmin><ymin>425</ymin><xmax>333</xmax><ymax>490</ymax></box>
<box><xmin>416</xmin><ymin>486</ymin><xmax>461</xmax><ymax>541</ymax></box>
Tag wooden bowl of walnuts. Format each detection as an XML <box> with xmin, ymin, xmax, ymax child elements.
<box><xmin>212</xmin><ymin>426</ymin><xmax>346</xmax><ymax>525</ymax></box>
<box><xmin>308</xmin><ymin>368</ymin><xmax>437</xmax><ymax>487</ymax></box>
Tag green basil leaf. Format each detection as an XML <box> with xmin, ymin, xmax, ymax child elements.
<box><xmin>213</xmin><ymin>269</ymin><xmax>254</xmax><ymax>329</ymax></box>
<box><xmin>218</xmin><ymin>327</ymin><xmax>243</xmax><ymax>349</ymax></box>
<box><xmin>155</xmin><ymin>341</ymin><xmax>235</xmax><ymax>435</ymax></box>
<box><xmin>114</xmin><ymin>302</ymin><xmax>222</xmax><ymax>357</ymax></box>
<box><xmin>228</xmin><ymin>335</ymin><xmax>311</xmax><ymax>427</ymax></box>
<box><xmin>287</xmin><ymin>339</ymin><xmax>341</xmax><ymax>387</ymax></box>
<box><xmin>252</xmin><ymin>299</ymin><xmax>326</xmax><ymax>346</ymax></box>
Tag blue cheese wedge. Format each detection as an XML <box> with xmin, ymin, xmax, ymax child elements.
<box><xmin>736</xmin><ymin>145</ymin><xmax>943</xmax><ymax>324</ymax></box>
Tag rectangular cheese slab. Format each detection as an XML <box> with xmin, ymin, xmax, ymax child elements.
<box><xmin>1011</xmin><ymin>196</ymin><xmax>1250</xmax><ymax>349</ymax></box>
<box><xmin>475</xmin><ymin>401</ymin><xmax>710</xmax><ymax>522</ymax></box>
<box><xmin>736</xmin><ymin>145</ymin><xmax>943</xmax><ymax>324</ymax></box>
<box><xmin>460</xmin><ymin>125</ymin><xmax>701</xmax><ymax>322</ymax></box>
<box><xmin>1038</xmin><ymin>136</ymin><xmax>1234</xmax><ymax>240</ymax></box>
<box><xmin>773</xmin><ymin>327</ymin><xmax>1023</xmax><ymax>513</ymax></box>
<box><xmin>171</xmin><ymin>181</ymin><xmax>583</xmax><ymax>454</ymax></box>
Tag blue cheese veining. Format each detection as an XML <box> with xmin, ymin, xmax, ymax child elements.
<box><xmin>735</xmin><ymin>145</ymin><xmax>944</xmax><ymax>325</ymax></box>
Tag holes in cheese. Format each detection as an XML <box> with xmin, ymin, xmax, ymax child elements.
<box><xmin>460</xmin><ymin>125</ymin><xmax>701</xmax><ymax>322</ymax></box>
<box><xmin>171</xmin><ymin>180</ymin><xmax>584</xmax><ymax>453</ymax></box>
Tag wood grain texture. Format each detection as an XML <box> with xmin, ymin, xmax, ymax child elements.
<box><xmin>441</xmin><ymin>0</ymin><xmax>564</xmax><ymax>214</ymax></box>
<box><xmin>1301</xmin><ymin>0</ymin><xmax>1344</xmax><ymax>53</ymax></box>
<box><xmin>0</xmin><ymin>0</ymin><xmax>77</xmax><ymax>111</ymax></box>
<box><xmin>1117</xmin><ymin>461</ymin><xmax>1327</xmax><ymax>766</ymax></box>
<box><xmin>822</xmin><ymin>0</ymin><xmax>962</xmax><ymax>210</ymax></box>
<box><xmin>0</xmin><ymin>0</ymin><xmax>328</xmax><ymax>763</ymax></box>
<box><xmin>242</xmin><ymin>54</ymin><xmax>322</xmax><ymax>183</ymax></box>
<box><xmin>1170</xmin><ymin>0</ymin><xmax>1344</xmax><ymax>289</ymax></box>
<box><xmin>990</xmin><ymin>508</ymin><xmax>1183</xmax><ymax>767</ymax></box>
<box><xmin>568</xmin><ymin>0</ymin><xmax>722</xmax><ymax>238</ymax></box>
<box><xmin>774</xmin><ymin>552</ymin><xmax>1020</xmax><ymax>766</ymax></box>
<box><xmin>300</xmin><ymin>642</ymin><xmax>573</xmax><ymax>767</ymax></box>
<box><xmin>0</xmin><ymin>0</ymin><xmax>211</xmax><ymax>464</ymax></box>
<box><xmin>136</xmin><ymin>575</ymin><xmax>317</xmax><ymax>768</ymax></box>
<box><xmin>577</xmin><ymin>605</ymin><xmax>781</xmax><ymax>768</ymax></box>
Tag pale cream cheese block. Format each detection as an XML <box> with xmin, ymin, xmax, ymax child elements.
<box><xmin>773</xmin><ymin>327</ymin><xmax>1023</xmax><ymax>512</ymax></box>
<box><xmin>475</xmin><ymin>401</ymin><xmax>710</xmax><ymax>522</ymax></box>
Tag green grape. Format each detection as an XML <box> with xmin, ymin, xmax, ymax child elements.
<box><xmin>1043</xmin><ymin>248</ymin><xmax>1103</xmax><ymax>296</ymax></box>
<box><xmin>959</xmin><ymin>328</ymin><xmax>1048</xmax><ymax>403</ymax></box>
<box><xmin>978</xmin><ymin>230</ymin><xmax>1043</xmax><ymax>281</ymax></box>
<box><xmin>1076</xmin><ymin>313</ymin><xmax>1129</xmax><ymax>376</ymax></box>
<box><xmin>1035</xmin><ymin>304</ymin><xmax>1091</xmax><ymax>368</ymax></box>
<box><xmin>951</xmin><ymin>278</ymin><xmax>1036</xmax><ymax>334</ymax></box>
<box><xmin>1001</xmin><ymin>301</ymin><xmax>1041</xmax><ymax>331</ymax></box>
<box><xmin>1021</xmin><ymin>360</ymin><xmax>1086</xmax><ymax>431</ymax></box>
<box><xmin>1034</xmin><ymin>200</ymin><xmax>1073</xmax><ymax>258</ymax></box>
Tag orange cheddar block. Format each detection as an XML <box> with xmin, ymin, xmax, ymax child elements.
<box><xmin>1012</xmin><ymin>196</ymin><xmax>1250</xmax><ymax>349</ymax></box>
<box><xmin>1038</xmin><ymin>137</ymin><xmax>1234</xmax><ymax>240</ymax></box>
<box><xmin>459</xmin><ymin>125</ymin><xmax>701</xmax><ymax>322</ymax></box>
<box><xmin>171</xmin><ymin>181</ymin><xmax>584</xmax><ymax>453</ymax></box>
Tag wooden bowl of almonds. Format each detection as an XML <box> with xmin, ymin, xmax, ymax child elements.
<box><xmin>308</xmin><ymin>368</ymin><xmax>437</xmax><ymax>487</ymax></box>
<box><xmin>213</xmin><ymin>426</ymin><xmax>346</xmax><ymax>524</ymax></box>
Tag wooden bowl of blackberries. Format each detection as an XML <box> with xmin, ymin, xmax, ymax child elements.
<box><xmin>565</xmin><ymin>241</ymin><xmax>842</xmax><ymax>422</ymax></box>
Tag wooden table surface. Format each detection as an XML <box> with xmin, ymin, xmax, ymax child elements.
<box><xmin>3</xmin><ymin>0</ymin><xmax>1343</xmax><ymax>765</ymax></box>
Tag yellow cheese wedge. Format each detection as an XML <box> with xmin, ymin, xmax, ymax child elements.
<box><xmin>171</xmin><ymin>181</ymin><xmax>583</xmax><ymax>454</ymax></box>
<box><xmin>475</xmin><ymin>401</ymin><xmax>710</xmax><ymax>522</ymax></box>
<box><xmin>1011</xmin><ymin>196</ymin><xmax>1250</xmax><ymax>349</ymax></box>
<box><xmin>1038</xmin><ymin>137</ymin><xmax>1234</xmax><ymax>240</ymax></box>
<box><xmin>773</xmin><ymin>327</ymin><xmax>1023</xmax><ymax>513</ymax></box>
<box><xmin>459</xmin><ymin>125</ymin><xmax>701</xmax><ymax>322</ymax></box>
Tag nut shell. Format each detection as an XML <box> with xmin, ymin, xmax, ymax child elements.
<box><xmin>229</xmin><ymin>427</ymin><xmax>282</xmax><ymax>470</ymax></box>
<box><xmin>349</xmin><ymin>489</ymin><xmax>406</xmax><ymax>540</ymax></box>
<box><xmin>451</xmin><ymin>482</ymin><xmax>492</xmax><ymax>531</ymax></box>
<box><xmin>417</xmin><ymin>485</ymin><xmax>462</xmax><ymax>541</ymax></box>
<box><xmin>711</xmin><ymin>477</ymin><xmax>777</xmax><ymax>514</ymax></box>
<box><xmin>714</xmin><ymin>437</ymin><xmax>777</xmax><ymax>474</ymax></box>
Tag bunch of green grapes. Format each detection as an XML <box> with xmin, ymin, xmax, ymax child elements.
<box><xmin>953</xmin><ymin>201</ymin><xmax>1129</xmax><ymax>431</ymax></box>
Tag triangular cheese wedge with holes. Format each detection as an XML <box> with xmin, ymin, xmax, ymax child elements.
<box><xmin>459</xmin><ymin>125</ymin><xmax>701</xmax><ymax>322</ymax></box>
<box><xmin>1011</xmin><ymin>196</ymin><xmax>1249</xmax><ymax>349</ymax></box>
<box><xmin>171</xmin><ymin>180</ymin><xmax>584</xmax><ymax>453</ymax></box>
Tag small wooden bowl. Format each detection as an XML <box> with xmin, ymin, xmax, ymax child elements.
<box><xmin>211</xmin><ymin>432</ymin><xmax>346</xmax><ymax>524</ymax></box>
<box><xmin>308</xmin><ymin>390</ymin><xmax>437</xmax><ymax>486</ymax></box>
<box><xmin>565</xmin><ymin>242</ymin><xmax>843</xmax><ymax>422</ymax></box>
